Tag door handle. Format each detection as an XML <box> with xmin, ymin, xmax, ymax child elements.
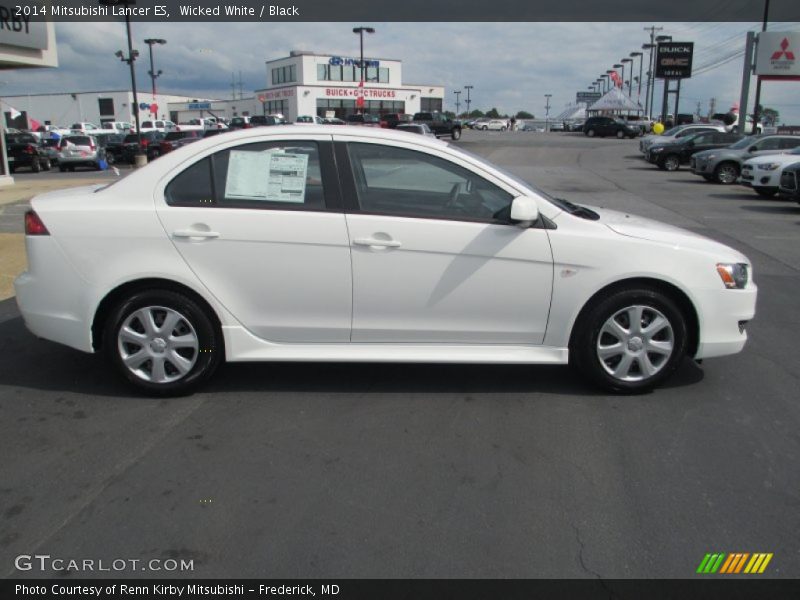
<box><xmin>173</xmin><ymin>229</ymin><xmax>220</xmax><ymax>239</ymax></box>
<box><xmin>353</xmin><ymin>237</ymin><xmax>402</xmax><ymax>248</ymax></box>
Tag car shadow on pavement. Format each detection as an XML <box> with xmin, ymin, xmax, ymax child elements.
<box><xmin>738</xmin><ymin>204</ymin><xmax>800</xmax><ymax>214</ymax></box>
<box><xmin>1</xmin><ymin>313</ymin><xmax>706</xmax><ymax>399</ymax></box>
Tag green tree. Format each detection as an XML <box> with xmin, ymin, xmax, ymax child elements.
<box><xmin>485</xmin><ymin>107</ymin><xmax>502</xmax><ymax>119</ymax></box>
<box><xmin>468</xmin><ymin>109</ymin><xmax>485</xmax><ymax>118</ymax></box>
<box><xmin>442</xmin><ymin>110</ymin><xmax>456</xmax><ymax>119</ymax></box>
<box><xmin>760</xmin><ymin>106</ymin><xmax>779</xmax><ymax>125</ymax></box>
<box><xmin>516</xmin><ymin>110</ymin><xmax>534</xmax><ymax>119</ymax></box>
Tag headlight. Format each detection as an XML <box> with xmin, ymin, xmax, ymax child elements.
<box><xmin>716</xmin><ymin>263</ymin><xmax>749</xmax><ymax>289</ymax></box>
<box><xmin>651</xmin><ymin>146</ymin><xmax>665</xmax><ymax>153</ymax></box>
<box><xmin>757</xmin><ymin>163</ymin><xmax>780</xmax><ymax>171</ymax></box>
<box><xmin>705</xmin><ymin>154</ymin><xmax>716</xmax><ymax>160</ymax></box>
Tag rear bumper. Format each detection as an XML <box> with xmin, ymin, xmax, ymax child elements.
<box><xmin>14</xmin><ymin>236</ymin><xmax>94</xmax><ymax>353</ymax></box>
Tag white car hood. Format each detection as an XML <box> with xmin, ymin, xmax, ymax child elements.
<box><xmin>744</xmin><ymin>153</ymin><xmax>800</xmax><ymax>167</ymax></box>
<box><xmin>591</xmin><ymin>206</ymin><xmax>746</xmax><ymax>259</ymax></box>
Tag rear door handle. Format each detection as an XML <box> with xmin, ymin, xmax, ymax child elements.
<box><xmin>173</xmin><ymin>229</ymin><xmax>220</xmax><ymax>239</ymax></box>
<box><xmin>353</xmin><ymin>237</ymin><xmax>402</xmax><ymax>248</ymax></box>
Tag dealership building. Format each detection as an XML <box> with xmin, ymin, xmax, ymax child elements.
<box><xmin>0</xmin><ymin>17</ymin><xmax>58</xmax><ymax>185</ymax></box>
<box><xmin>253</xmin><ymin>50</ymin><xmax>445</xmax><ymax>121</ymax></box>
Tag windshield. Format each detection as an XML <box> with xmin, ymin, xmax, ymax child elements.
<box><xmin>790</xmin><ymin>146</ymin><xmax>800</xmax><ymax>155</ymax></box>
<box><xmin>661</xmin><ymin>126</ymin><xmax>685</xmax><ymax>136</ymax></box>
<box><xmin>729</xmin><ymin>136</ymin><xmax>757</xmax><ymax>150</ymax></box>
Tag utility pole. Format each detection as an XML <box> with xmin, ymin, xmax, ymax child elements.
<box><xmin>709</xmin><ymin>97</ymin><xmax>716</xmax><ymax>118</ymax></box>
<box><xmin>238</xmin><ymin>70</ymin><xmax>244</xmax><ymax>100</ymax></box>
<box><xmin>454</xmin><ymin>90</ymin><xmax>461</xmax><ymax>117</ymax></box>
<box><xmin>643</xmin><ymin>25</ymin><xmax>663</xmax><ymax>117</ymax></box>
<box><xmin>544</xmin><ymin>93</ymin><xmax>552</xmax><ymax>132</ymax></box>
<box><xmin>464</xmin><ymin>85</ymin><xmax>473</xmax><ymax>117</ymax></box>
<box><xmin>231</xmin><ymin>72</ymin><xmax>236</xmax><ymax>101</ymax></box>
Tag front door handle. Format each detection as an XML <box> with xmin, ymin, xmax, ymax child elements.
<box><xmin>353</xmin><ymin>237</ymin><xmax>402</xmax><ymax>248</ymax></box>
<box><xmin>173</xmin><ymin>229</ymin><xmax>220</xmax><ymax>239</ymax></box>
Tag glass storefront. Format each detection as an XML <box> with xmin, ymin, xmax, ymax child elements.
<box><xmin>315</xmin><ymin>99</ymin><xmax>405</xmax><ymax>119</ymax></box>
<box><xmin>265</xmin><ymin>100</ymin><xmax>290</xmax><ymax>116</ymax></box>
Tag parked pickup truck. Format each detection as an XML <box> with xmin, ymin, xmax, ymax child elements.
<box><xmin>412</xmin><ymin>112</ymin><xmax>462</xmax><ymax>140</ymax></box>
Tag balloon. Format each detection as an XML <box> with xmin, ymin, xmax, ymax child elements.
<box><xmin>653</xmin><ymin>122</ymin><xmax>665</xmax><ymax>134</ymax></box>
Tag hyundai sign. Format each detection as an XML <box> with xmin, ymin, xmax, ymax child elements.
<box><xmin>655</xmin><ymin>42</ymin><xmax>694</xmax><ymax>79</ymax></box>
<box><xmin>755</xmin><ymin>32</ymin><xmax>800</xmax><ymax>79</ymax></box>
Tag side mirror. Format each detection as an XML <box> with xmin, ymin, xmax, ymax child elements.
<box><xmin>510</xmin><ymin>196</ymin><xmax>539</xmax><ymax>227</ymax></box>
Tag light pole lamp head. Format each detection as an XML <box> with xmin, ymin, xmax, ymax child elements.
<box><xmin>630</xmin><ymin>51</ymin><xmax>642</xmax><ymax>57</ymax></box>
<box><xmin>621</xmin><ymin>58</ymin><xmax>632</xmax><ymax>64</ymax></box>
<box><xmin>656</xmin><ymin>35</ymin><xmax>672</xmax><ymax>43</ymax></box>
<box><xmin>114</xmin><ymin>50</ymin><xmax>124</xmax><ymax>60</ymax></box>
<box><xmin>144</xmin><ymin>38</ymin><xmax>167</xmax><ymax>45</ymax></box>
<box><xmin>353</xmin><ymin>27</ymin><xmax>375</xmax><ymax>34</ymax></box>
<box><xmin>642</xmin><ymin>43</ymin><xmax>655</xmax><ymax>50</ymax></box>
<box><xmin>613</xmin><ymin>63</ymin><xmax>623</xmax><ymax>68</ymax></box>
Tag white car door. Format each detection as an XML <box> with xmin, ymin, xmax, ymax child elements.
<box><xmin>155</xmin><ymin>135</ymin><xmax>352</xmax><ymax>343</ymax></box>
<box><xmin>338</xmin><ymin>139</ymin><xmax>554</xmax><ymax>344</ymax></box>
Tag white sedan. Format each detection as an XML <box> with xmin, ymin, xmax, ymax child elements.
<box><xmin>15</xmin><ymin>126</ymin><xmax>757</xmax><ymax>395</ymax></box>
<box><xmin>477</xmin><ymin>119</ymin><xmax>509</xmax><ymax>131</ymax></box>
<box><xmin>740</xmin><ymin>146</ymin><xmax>800</xmax><ymax>197</ymax></box>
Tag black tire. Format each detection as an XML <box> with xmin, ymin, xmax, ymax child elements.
<box><xmin>570</xmin><ymin>286</ymin><xmax>688</xmax><ymax>393</ymax></box>
<box><xmin>755</xmin><ymin>187</ymin><xmax>777</xmax><ymax>198</ymax></box>
<box><xmin>451</xmin><ymin>128</ymin><xmax>461</xmax><ymax>141</ymax></box>
<box><xmin>714</xmin><ymin>162</ymin><xmax>739</xmax><ymax>184</ymax></box>
<box><xmin>106</xmin><ymin>153</ymin><xmax>116</xmax><ymax>165</ymax></box>
<box><xmin>663</xmin><ymin>155</ymin><xmax>681</xmax><ymax>171</ymax></box>
<box><xmin>481</xmin><ymin>125</ymin><xmax>488</xmax><ymax>131</ymax></box>
<box><xmin>31</xmin><ymin>158</ymin><xmax>41</xmax><ymax>173</ymax></box>
<box><xmin>616</xmin><ymin>130</ymin><xmax>625</xmax><ymax>139</ymax></box>
<box><xmin>42</xmin><ymin>158</ymin><xmax>51</xmax><ymax>171</ymax></box>
<box><xmin>587</xmin><ymin>129</ymin><xmax>596</xmax><ymax>137</ymax></box>
<box><xmin>702</xmin><ymin>175</ymin><xmax>715</xmax><ymax>181</ymax></box>
<box><xmin>59</xmin><ymin>165</ymin><xmax>67</xmax><ymax>172</ymax></box>
<box><xmin>103</xmin><ymin>289</ymin><xmax>222</xmax><ymax>396</ymax></box>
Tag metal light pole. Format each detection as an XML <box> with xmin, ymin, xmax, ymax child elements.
<box><xmin>544</xmin><ymin>93</ymin><xmax>552</xmax><ymax>132</ymax></box>
<box><xmin>656</xmin><ymin>35</ymin><xmax>673</xmax><ymax>124</ymax></box>
<box><xmin>602</xmin><ymin>74</ymin><xmax>610</xmax><ymax>93</ymax></box>
<box><xmin>454</xmin><ymin>90</ymin><xmax>461</xmax><ymax>117</ymax></box>
<box><xmin>622</xmin><ymin>58</ymin><xmax>633</xmax><ymax>96</ymax></box>
<box><xmin>144</xmin><ymin>38</ymin><xmax>166</xmax><ymax>101</ymax></box>
<box><xmin>102</xmin><ymin>0</ymin><xmax>143</xmax><ymax>163</ymax></box>
<box><xmin>464</xmin><ymin>85</ymin><xmax>473</xmax><ymax>117</ymax></box>
<box><xmin>642</xmin><ymin>43</ymin><xmax>656</xmax><ymax>117</ymax></box>
<box><xmin>352</xmin><ymin>26</ymin><xmax>375</xmax><ymax>114</ymax></box>
<box><xmin>630</xmin><ymin>51</ymin><xmax>644</xmax><ymax>107</ymax></box>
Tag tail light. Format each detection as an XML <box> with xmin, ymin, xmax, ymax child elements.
<box><xmin>25</xmin><ymin>210</ymin><xmax>49</xmax><ymax>236</ymax></box>
<box><xmin>380</xmin><ymin>122</ymin><xmax>389</xmax><ymax>128</ymax></box>
<box><xmin>24</xmin><ymin>144</ymin><xmax>37</xmax><ymax>155</ymax></box>
<box><xmin>162</xmin><ymin>142</ymin><xmax>173</xmax><ymax>152</ymax></box>
<box><xmin>141</xmin><ymin>138</ymin><xmax>149</xmax><ymax>148</ymax></box>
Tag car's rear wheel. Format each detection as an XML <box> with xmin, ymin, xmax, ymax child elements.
<box><xmin>31</xmin><ymin>158</ymin><xmax>41</xmax><ymax>173</ymax></box>
<box><xmin>570</xmin><ymin>287</ymin><xmax>688</xmax><ymax>393</ymax></box>
<box><xmin>104</xmin><ymin>289</ymin><xmax>222</xmax><ymax>396</ymax></box>
<box><xmin>42</xmin><ymin>158</ymin><xmax>51</xmax><ymax>171</ymax></box>
<box><xmin>715</xmin><ymin>162</ymin><xmax>739</xmax><ymax>184</ymax></box>
<box><xmin>616</xmin><ymin>130</ymin><xmax>625</xmax><ymax>139</ymax></box>
<box><xmin>481</xmin><ymin>125</ymin><xmax>488</xmax><ymax>131</ymax></box>
<box><xmin>451</xmin><ymin>128</ymin><xmax>461</xmax><ymax>141</ymax></box>
<box><xmin>663</xmin><ymin>155</ymin><xmax>681</xmax><ymax>171</ymax></box>
<box><xmin>587</xmin><ymin>129</ymin><xmax>596</xmax><ymax>137</ymax></box>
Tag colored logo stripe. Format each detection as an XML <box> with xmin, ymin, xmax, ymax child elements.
<box><xmin>697</xmin><ymin>553</ymin><xmax>773</xmax><ymax>574</ymax></box>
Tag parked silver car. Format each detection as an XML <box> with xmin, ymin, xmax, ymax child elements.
<box><xmin>58</xmin><ymin>135</ymin><xmax>105</xmax><ymax>171</ymax></box>
<box><xmin>640</xmin><ymin>124</ymin><xmax>726</xmax><ymax>155</ymax></box>
<box><xmin>689</xmin><ymin>135</ymin><xmax>800</xmax><ymax>184</ymax></box>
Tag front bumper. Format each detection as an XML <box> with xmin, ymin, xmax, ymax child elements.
<box><xmin>694</xmin><ymin>284</ymin><xmax>758</xmax><ymax>359</ymax></box>
<box><xmin>741</xmin><ymin>166</ymin><xmax>780</xmax><ymax>189</ymax></box>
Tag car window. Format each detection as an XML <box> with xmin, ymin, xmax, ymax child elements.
<box><xmin>692</xmin><ymin>133</ymin><xmax>714</xmax><ymax>144</ymax></box>
<box><xmin>165</xmin><ymin>141</ymin><xmax>326</xmax><ymax>211</ymax></box>
<box><xmin>780</xmin><ymin>137</ymin><xmax>800</xmax><ymax>150</ymax></box>
<box><xmin>757</xmin><ymin>138</ymin><xmax>783</xmax><ymax>151</ymax></box>
<box><xmin>346</xmin><ymin>143</ymin><xmax>514</xmax><ymax>223</ymax></box>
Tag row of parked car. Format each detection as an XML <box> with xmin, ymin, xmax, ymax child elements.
<box><xmin>637</xmin><ymin>123</ymin><xmax>800</xmax><ymax>203</ymax></box>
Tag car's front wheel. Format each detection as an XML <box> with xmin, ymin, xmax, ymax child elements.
<box><xmin>451</xmin><ymin>128</ymin><xmax>461</xmax><ymax>141</ymax></box>
<box><xmin>586</xmin><ymin>129</ymin><xmax>596</xmax><ymax>137</ymax></box>
<box><xmin>571</xmin><ymin>287</ymin><xmax>688</xmax><ymax>393</ymax></box>
<box><xmin>714</xmin><ymin>162</ymin><xmax>739</xmax><ymax>184</ymax></box>
<box><xmin>616</xmin><ymin>130</ymin><xmax>625</xmax><ymax>139</ymax></box>
<box><xmin>104</xmin><ymin>289</ymin><xmax>222</xmax><ymax>396</ymax></box>
<box><xmin>663</xmin><ymin>155</ymin><xmax>681</xmax><ymax>171</ymax></box>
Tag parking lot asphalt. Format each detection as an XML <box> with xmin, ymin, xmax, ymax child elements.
<box><xmin>1</xmin><ymin>131</ymin><xmax>798</xmax><ymax>579</ymax></box>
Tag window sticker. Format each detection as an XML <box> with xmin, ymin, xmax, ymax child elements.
<box><xmin>224</xmin><ymin>149</ymin><xmax>309</xmax><ymax>203</ymax></box>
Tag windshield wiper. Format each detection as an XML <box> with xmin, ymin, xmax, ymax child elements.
<box><xmin>553</xmin><ymin>198</ymin><xmax>600</xmax><ymax>220</ymax></box>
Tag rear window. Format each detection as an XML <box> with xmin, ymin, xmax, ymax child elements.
<box><xmin>164</xmin><ymin>132</ymin><xmax>188</xmax><ymax>141</ymax></box>
<box><xmin>65</xmin><ymin>136</ymin><xmax>91</xmax><ymax>146</ymax></box>
<box><xmin>123</xmin><ymin>134</ymin><xmax>138</xmax><ymax>143</ymax></box>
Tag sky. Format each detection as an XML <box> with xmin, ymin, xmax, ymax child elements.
<box><xmin>2</xmin><ymin>21</ymin><xmax>800</xmax><ymax>123</ymax></box>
